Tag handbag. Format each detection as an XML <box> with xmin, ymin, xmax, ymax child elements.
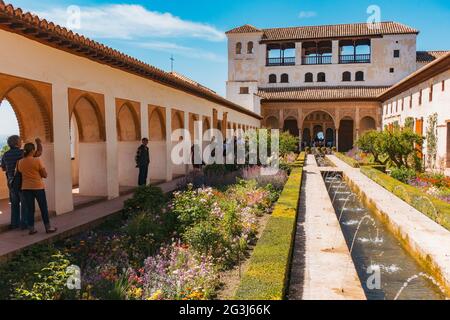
<box><xmin>7</xmin><ymin>161</ymin><xmax>22</xmax><ymax>191</ymax></box>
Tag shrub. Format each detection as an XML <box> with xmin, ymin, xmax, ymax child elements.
<box><xmin>125</xmin><ymin>210</ymin><xmax>176</xmax><ymax>260</ymax></box>
<box><xmin>356</xmin><ymin>129</ymin><xmax>423</xmax><ymax>169</ymax></box>
<box><xmin>390</xmin><ymin>167</ymin><xmax>417</xmax><ymax>183</ymax></box>
<box><xmin>0</xmin><ymin>245</ymin><xmax>62</xmax><ymax>299</ymax></box>
<box><xmin>334</xmin><ymin>152</ymin><xmax>360</xmax><ymax>168</ymax></box>
<box><xmin>361</xmin><ymin>167</ymin><xmax>450</xmax><ymax>231</ymax></box>
<box><xmin>171</xmin><ymin>185</ymin><xmax>215</xmax><ymax>233</ymax></box>
<box><xmin>123</xmin><ymin>185</ymin><xmax>166</xmax><ymax>218</ymax></box>
<box><xmin>12</xmin><ymin>252</ymin><xmax>77</xmax><ymax>300</ymax></box>
<box><xmin>234</xmin><ymin>163</ymin><xmax>304</xmax><ymax>300</ymax></box>
<box><xmin>183</xmin><ymin>220</ymin><xmax>225</xmax><ymax>258</ymax></box>
<box><xmin>279</xmin><ymin>132</ymin><xmax>299</xmax><ymax>156</ymax></box>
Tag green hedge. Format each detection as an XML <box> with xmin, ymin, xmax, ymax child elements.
<box><xmin>234</xmin><ymin>153</ymin><xmax>305</xmax><ymax>300</ymax></box>
<box><xmin>361</xmin><ymin>166</ymin><xmax>450</xmax><ymax>231</ymax></box>
<box><xmin>334</xmin><ymin>152</ymin><xmax>360</xmax><ymax>168</ymax></box>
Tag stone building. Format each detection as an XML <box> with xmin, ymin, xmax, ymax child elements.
<box><xmin>381</xmin><ymin>52</ymin><xmax>450</xmax><ymax>172</ymax></box>
<box><xmin>225</xmin><ymin>22</ymin><xmax>446</xmax><ymax>151</ymax></box>
<box><xmin>0</xmin><ymin>1</ymin><xmax>260</xmax><ymax>215</ymax></box>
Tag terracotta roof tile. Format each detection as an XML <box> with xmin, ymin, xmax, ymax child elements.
<box><xmin>226</xmin><ymin>24</ymin><xmax>262</xmax><ymax>34</ymax></box>
<box><xmin>416</xmin><ymin>51</ymin><xmax>450</xmax><ymax>63</ymax></box>
<box><xmin>0</xmin><ymin>1</ymin><xmax>261</xmax><ymax>119</ymax></box>
<box><xmin>228</xmin><ymin>22</ymin><xmax>418</xmax><ymax>41</ymax></box>
<box><xmin>258</xmin><ymin>86</ymin><xmax>389</xmax><ymax>101</ymax></box>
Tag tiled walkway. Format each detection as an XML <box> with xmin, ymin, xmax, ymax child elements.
<box><xmin>0</xmin><ymin>177</ymin><xmax>185</xmax><ymax>262</ymax></box>
<box><xmin>288</xmin><ymin>155</ymin><xmax>365</xmax><ymax>300</ymax></box>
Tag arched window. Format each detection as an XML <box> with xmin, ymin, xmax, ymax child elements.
<box><xmin>280</xmin><ymin>73</ymin><xmax>289</xmax><ymax>83</ymax></box>
<box><xmin>305</xmin><ymin>72</ymin><xmax>313</xmax><ymax>83</ymax></box>
<box><xmin>236</xmin><ymin>42</ymin><xmax>242</xmax><ymax>54</ymax></box>
<box><xmin>269</xmin><ymin>74</ymin><xmax>277</xmax><ymax>84</ymax></box>
<box><xmin>355</xmin><ymin>71</ymin><xmax>364</xmax><ymax>81</ymax></box>
<box><xmin>317</xmin><ymin>72</ymin><xmax>326</xmax><ymax>82</ymax></box>
<box><xmin>247</xmin><ymin>41</ymin><xmax>254</xmax><ymax>54</ymax></box>
<box><xmin>342</xmin><ymin>71</ymin><xmax>351</xmax><ymax>82</ymax></box>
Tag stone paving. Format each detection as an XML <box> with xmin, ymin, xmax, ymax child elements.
<box><xmin>288</xmin><ymin>155</ymin><xmax>365</xmax><ymax>300</ymax></box>
<box><xmin>0</xmin><ymin>177</ymin><xmax>185</xmax><ymax>262</ymax></box>
<box><xmin>328</xmin><ymin>155</ymin><xmax>450</xmax><ymax>294</ymax></box>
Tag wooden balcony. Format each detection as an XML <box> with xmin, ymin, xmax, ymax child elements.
<box><xmin>266</xmin><ymin>57</ymin><xmax>296</xmax><ymax>66</ymax></box>
<box><xmin>301</xmin><ymin>55</ymin><xmax>332</xmax><ymax>65</ymax></box>
<box><xmin>339</xmin><ymin>54</ymin><xmax>371</xmax><ymax>64</ymax></box>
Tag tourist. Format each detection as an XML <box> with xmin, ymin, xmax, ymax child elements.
<box><xmin>135</xmin><ymin>138</ymin><xmax>150</xmax><ymax>186</ymax></box>
<box><xmin>18</xmin><ymin>142</ymin><xmax>56</xmax><ymax>235</ymax></box>
<box><xmin>0</xmin><ymin>135</ymin><xmax>42</xmax><ymax>230</ymax></box>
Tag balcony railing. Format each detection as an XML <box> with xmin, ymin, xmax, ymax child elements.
<box><xmin>266</xmin><ymin>57</ymin><xmax>296</xmax><ymax>66</ymax></box>
<box><xmin>301</xmin><ymin>55</ymin><xmax>332</xmax><ymax>65</ymax></box>
<box><xmin>339</xmin><ymin>54</ymin><xmax>371</xmax><ymax>64</ymax></box>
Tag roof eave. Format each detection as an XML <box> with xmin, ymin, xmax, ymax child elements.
<box><xmin>0</xmin><ymin>2</ymin><xmax>261</xmax><ymax>120</ymax></box>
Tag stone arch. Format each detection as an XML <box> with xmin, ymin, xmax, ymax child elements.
<box><xmin>302</xmin><ymin>109</ymin><xmax>336</xmax><ymax>127</ymax></box>
<box><xmin>172</xmin><ymin>110</ymin><xmax>184</xmax><ymax>131</ymax></box>
<box><xmin>117</xmin><ymin>102</ymin><xmax>140</xmax><ymax>141</ymax></box>
<box><xmin>313</xmin><ymin>125</ymin><xmax>324</xmax><ymax>140</ymax></box>
<box><xmin>236</xmin><ymin>42</ymin><xmax>242</xmax><ymax>54</ymax></box>
<box><xmin>203</xmin><ymin>116</ymin><xmax>211</xmax><ymax>134</ymax></box>
<box><xmin>0</xmin><ymin>81</ymin><xmax>52</xmax><ymax>143</ymax></box>
<box><xmin>148</xmin><ymin>107</ymin><xmax>166</xmax><ymax>141</ymax></box>
<box><xmin>265</xmin><ymin>116</ymin><xmax>279</xmax><ymax>129</ymax></box>
<box><xmin>71</xmin><ymin>94</ymin><xmax>105</xmax><ymax>142</ymax></box>
<box><xmin>359</xmin><ymin>116</ymin><xmax>376</xmax><ymax>135</ymax></box>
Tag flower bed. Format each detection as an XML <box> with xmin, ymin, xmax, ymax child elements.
<box><xmin>408</xmin><ymin>173</ymin><xmax>450</xmax><ymax>203</ymax></box>
<box><xmin>234</xmin><ymin>153</ymin><xmax>305</xmax><ymax>300</ymax></box>
<box><xmin>361</xmin><ymin>166</ymin><xmax>450</xmax><ymax>231</ymax></box>
<box><xmin>0</xmin><ymin>167</ymin><xmax>288</xmax><ymax>300</ymax></box>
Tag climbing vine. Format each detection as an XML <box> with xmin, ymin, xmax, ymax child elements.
<box><xmin>426</xmin><ymin>113</ymin><xmax>438</xmax><ymax>169</ymax></box>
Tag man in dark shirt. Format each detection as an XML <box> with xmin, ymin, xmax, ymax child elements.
<box><xmin>135</xmin><ymin>138</ymin><xmax>150</xmax><ymax>186</ymax></box>
<box><xmin>1</xmin><ymin>135</ymin><xmax>42</xmax><ymax>229</ymax></box>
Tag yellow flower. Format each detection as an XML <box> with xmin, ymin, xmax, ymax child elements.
<box><xmin>147</xmin><ymin>290</ymin><xmax>163</xmax><ymax>300</ymax></box>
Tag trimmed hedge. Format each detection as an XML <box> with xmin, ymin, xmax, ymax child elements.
<box><xmin>334</xmin><ymin>152</ymin><xmax>360</xmax><ymax>168</ymax></box>
<box><xmin>234</xmin><ymin>153</ymin><xmax>305</xmax><ymax>300</ymax></box>
<box><xmin>361</xmin><ymin>166</ymin><xmax>450</xmax><ymax>231</ymax></box>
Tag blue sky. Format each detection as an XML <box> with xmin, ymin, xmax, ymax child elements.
<box><xmin>1</xmin><ymin>0</ymin><xmax>450</xmax><ymax>134</ymax></box>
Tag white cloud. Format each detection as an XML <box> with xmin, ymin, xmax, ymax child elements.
<box><xmin>35</xmin><ymin>4</ymin><xmax>225</xmax><ymax>42</ymax></box>
<box><xmin>137</xmin><ymin>41</ymin><xmax>226</xmax><ymax>62</ymax></box>
<box><xmin>298</xmin><ymin>11</ymin><xmax>317</xmax><ymax>19</ymax></box>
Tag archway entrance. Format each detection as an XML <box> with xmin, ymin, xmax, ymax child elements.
<box><xmin>117</xmin><ymin>101</ymin><xmax>141</xmax><ymax>190</ymax></box>
<box><xmin>339</xmin><ymin>117</ymin><xmax>354</xmax><ymax>152</ymax></box>
<box><xmin>302</xmin><ymin>111</ymin><xmax>335</xmax><ymax>148</ymax></box>
<box><xmin>69</xmin><ymin>92</ymin><xmax>107</xmax><ymax>206</ymax></box>
<box><xmin>359</xmin><ymin>116</ymin><xmax>377</xmax><ymax>136</ymax></box>
<box><xmin>171</xmin><ymin>110</ymin><xmax>185</xmax><ymax>177</ymax></box>
<box><xmin>447</xmin><ymin>122</ymin><xmax>450</xmax><ymax>168</ymax></box>
<box><xmin>148</xmin><ymin>106</ymin><xmax>166</xmax><ymax>182</ymax></box>
<box><xmin>0</xmin><ymin>76</ymin><xmax>55</xmax><ymax>221</ymax></box>
<box><xmin>283</xmin><ymin>117</ymin><xmax>299</xmax><ymax>136</ymax></box>
<box><xmin>0</xmin><ymin>99</ymin><xmax>20</xmax><ymax>226</ymax></box>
